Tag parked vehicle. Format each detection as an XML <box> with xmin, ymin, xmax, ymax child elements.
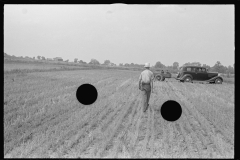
<box><xmin>176</xmin><ymin>65</ymin><xmax>223</xmax><ymax>84</ymax></box>
<box><xmin>153</xmin><ymin>69</ymin><xmax>172</xmax><ymax>81</ymax></box>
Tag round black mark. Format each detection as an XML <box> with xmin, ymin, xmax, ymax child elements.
<box><xmin>76</xmin><ymin>83</ymin><xmax>98</xmax><ymax>105</ymax></box>
<box><xmin>161</xmin><ymin>100</ymin><xmax>182</xmax><ymax>122</ymax></box>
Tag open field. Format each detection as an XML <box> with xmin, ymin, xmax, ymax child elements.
<box><xmin>4</xmin><ymin>63</ymin><xmax>234</xmax><ymax>158</ymax></box>
<box><xmin>4</xmin><ymin>62</ymin><xmax>66</xmax><ymax>71</ymax></box>
<box><xmin>4</xmin><ymin>59</ymin><xmax>112</xmax><ymax>73</ymax></box>
<box><xmin>4</xmin><ymin>59</ymin><xmax>234</xmax><ymax>84</ymax></box>
<box><xmin>4</xmin><ymin>61</ymin><xmax>89</xmax><ymax>73</ymax></box>
<box><xmin>4</xmin><ymin>57</ymin><xmax>145</xmax><ymax>73</ymax></box>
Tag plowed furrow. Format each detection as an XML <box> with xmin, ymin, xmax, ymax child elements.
<box><xmin>179</xmin><ymin>116</ymin><xmax>198</xmax><ymax>158</ymax></box>
<box><xmin>49</xmin><ymin>105</ymin><xmax>110</xmax><ymax>149</ymax></box>
<box><xmin>4</xmin><ymin>70</ymin><xmax>234</xmax><ymax>158</ymax></box>
<box><xmin>152</xmin><ymin>107</ymin><xmax>165</xmax><ymax>157</ymax></box>
<box><xmin>4</xmin><ymin>107</ymin><xmax>75</xmax><ymax>155</ymax></box>
<box><xmin>41</xmin><ymin>96</ymin><xmax>120</xmax><ymax>155</ymax></box>
<box><xmin>132</xmin><ymin>111</ymin><xmax>149</xmax><ymax>157</ymax></box>
<box><xmin>146</xmin><ymin>106</ymin><xmax>155</xmax><ymax>157</ymax></box>
<box><xmin>138</xmin><ymin>107</ymin><xmax>153</xmax><ymax>157</ymax></box>
<box><xmin>112</xmin><ymin>97</ymin><xmax>142</xmax><ymax>155</ymax></box>
<box><xmin>61</xmin><ymin>103</ymin><xmax>117</xmax><ymax>152</ymax></box>
<box><xmin>179</xmin><ymin>93</ymin><xmax>233</xmax><ymax>155</ymax></box>
<box><xmin>67</xmin><ymin>96</ymin><xmax>133</xmax><ymax>158</ymax></box>
<box><xmin>97</xmin><ymin>99</ymin><xmax>136</xmax><ymax>157</ymax></box>
<box><xmin>66</xmin><ymin>88</ymin><xmax>137</xmax><ymax>157</ymax></box>
<box><xmin>115</xmin><ymin>98</ymin><xmax>142</xmax><ymax>157</ymax></box>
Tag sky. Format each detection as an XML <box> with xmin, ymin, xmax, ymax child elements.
<box><xmin>4</xmin><ymin>4</ymin><xmax>234</xmax><ymax>67</ymax></box>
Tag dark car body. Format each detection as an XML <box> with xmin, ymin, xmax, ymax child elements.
<box><xmin>176</xmin><ymin>65</ymin><xmax>223</xmax><ymax>84</ymax></box>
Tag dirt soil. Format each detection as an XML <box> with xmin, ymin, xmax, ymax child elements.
<box><xmin>4</xmin><ymin>69</ymin><xmax>234</xmax><ymax>158</ymax></box>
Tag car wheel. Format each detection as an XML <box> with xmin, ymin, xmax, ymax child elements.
<box><xmin>161</xmin><ymin>77</ymin><xmax>165</xmax><ymax>81</ymax></box>
<box><xmin>215</xmin><ymin>78</ymin><xmax>222</xmax><ymax>84</ymax></box>
<box><xmin>156</xmin><ymin>75</ymin><xmax>161</xmax><ymax>81</ymax></box>
<box><xmin>184</xmin><ymin>77</ymin><xmax>192</xmax><ymax>83</ymax></box>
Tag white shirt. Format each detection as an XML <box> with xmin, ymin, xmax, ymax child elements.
<box><xmin>139</xmin><ymin>69</ymin><xmax>154</xmax><ymax>83</ymax></box>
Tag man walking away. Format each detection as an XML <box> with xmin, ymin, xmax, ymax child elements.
<box><xmin>139</xmin><ymin>63</ymin><xmax>154</xmax><ymax>113</ymax></box>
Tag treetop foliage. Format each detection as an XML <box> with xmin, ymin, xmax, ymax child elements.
<box><xmin>4</xmin><ymin>53</ymin><xmax>234</xmax><ymax>74</ymax></box>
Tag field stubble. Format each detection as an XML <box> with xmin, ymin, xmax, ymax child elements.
<box><xmin>4</xmin><ymin>69</ymin><xmax>234</xmax><ymax>158</ymax></box>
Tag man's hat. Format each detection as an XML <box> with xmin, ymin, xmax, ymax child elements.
<box><xmin>144</xmin><ymin>62</ymin><xmax>150</xmax><ymax>68</ymax></box>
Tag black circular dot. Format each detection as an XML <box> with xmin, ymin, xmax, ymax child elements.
<box><xmin>76</xmin><ymin>83</ymin><xmax>98</xmax><ymax>105</ymax></box>
<box><xmin>161</xmin><ymin>100</ymin><xmax>182</xmax><ymax>122</ymax></box>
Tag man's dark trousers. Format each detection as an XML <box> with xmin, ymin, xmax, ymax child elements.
<box><xmin>141</xmin><ymin>83</ymin><xmax>151</xmax><ymax>112</ymax></box>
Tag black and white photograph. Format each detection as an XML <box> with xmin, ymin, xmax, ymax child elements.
<box><xmin>4</xmin><ymin>4</ymin><xmax>234</xmax><ymax>158</ymax></box>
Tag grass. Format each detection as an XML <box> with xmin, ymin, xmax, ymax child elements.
<box><xmin>4</xmin><ymin>61</ymin><xmax>234</xmax><ymax>158</ymax></box>
<box><xmin>222</xmin><ymin>77</ymin><xmax>234</xmax><ymax>84</ymax></box>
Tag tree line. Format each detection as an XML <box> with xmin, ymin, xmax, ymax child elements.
<box><xmin>80</xmin><ymin>59</ymin><xmax>234</xmax><ymax>75</ymax></box>
<box><xmin>4</xmin><ymin>53</ymin><xmax>234</xmax><ymax>74</ymax></box>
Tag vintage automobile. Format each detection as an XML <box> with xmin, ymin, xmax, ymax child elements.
<box><xmin>153</xmin><ymin>69</ymin><xmax>171</xmax><ymax>81</ymax></box>
<box><xmin>176</xmin><ymin>65</ymin><xmax>223</xmax><ymax>84</ymax></box>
